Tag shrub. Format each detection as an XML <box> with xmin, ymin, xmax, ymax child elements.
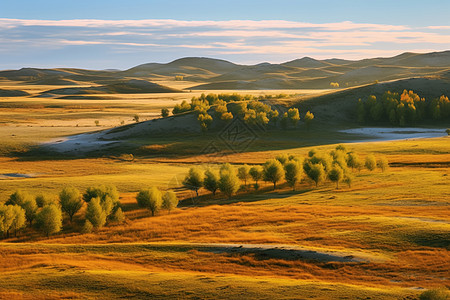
<box><xmin>110</xmin><ymin>207</ymin><xmax>125</xmax><ymax>223</ymax></box>
<box><xmin>161</xmin><ymin>108</ymin><xmax>169</xmax><ymax>118</ymax></box>
<box><xmin>81</xmin><ymin>220</ymin><xmax>94</xmax><ymax>234</ymax></box>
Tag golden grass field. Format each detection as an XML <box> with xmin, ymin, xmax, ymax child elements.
<box><xmin>0</xmin><ymin>80</ymin><xmax>449</xmax><ymax>299</ymax></box>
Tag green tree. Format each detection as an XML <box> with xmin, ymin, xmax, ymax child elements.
<box><xmin>203</xmin><ymin>168</ymin><xmax>219</xmax><ymax>196</ymax></box>
<box><xmin>218</xmin><ymin>166</ymin><xmax>240</xmax><ymax>199</ymax></box>
<box><xmin>59</xmin><ymin>186</ymin><xmax>83</xmax><ymax>223</ymax></box>
<box><xmin>305</xmin><ymin>163</ymin><xmax>326</xmax><ymax>187</ymax></box>
<box><xmin>22</xmin><ymin>198</ymin><xmax>38</xmax><ymax>226</ymax></box>
<box><xmin>36</xmin><ymin>204</ymin><xmax>63</xmax><ymax>237</ymax></box>
<box><xmin>0</xmin><ymin>204</ymin><xmax>15</xmax><ymax>238</ymax></box>
<box><xmin>136</xmin><ymin>187</ymin><xmax>162</xmax><ymax>216</ymax></box>
<box><xmin>287</xmin><ymin>108</ymin><xmax>300</xmax><ymax>126</ymax></box>
<box><xmin>85</xmin><ymin>197</ymin><xmax>107</xmax><ymax>228</ymax></box>
<box><xmin>110</xmin><ymin>208</ymin><xmax>125</xmax><ymax>223</ymax></box>
<box><xmin>6</xmin><ymin>190</ymin><xmax>33</xmax><ymax>206</ymax></box>
<box><xmin>328</xmin><ymin>166</ymin><xmax>344</xmax><ymax>189</ymax></box>
<box><xmin>263</xmin><ymin>159</ymin><xmax>284</xmax><ymax>189</ymax></box>
<box><xmin>284</xmin><ymin>161</ymin><xmax>302</xmax><ymax>190</ymax></box>
<box><xmin>162</xmin><ymin>191</ymin><xmax>178</xmax><ymax>213</ymax></box>
<box><xmin>377</xmin><ymin>157</ymin><xmax>389</xmax><ymax>172</ymax></box>
<box><xmin>346</xmin><ymin>152</ymin><xmax>362</xmax><ymax>171</ymax></box>
<box><xmin>249</xmin><ymin>166</ymin><xmax>263</xmax><ymax>186</ymax></box>
<box><xmin>365</xmin><ymin>154</ymin><xmax>377</xmax><ymax>171</ymax></box>
<box><xmin>83</xmin><ymin>184</ymin><xmax>119</xmax><ymax>203</ymax></box>
<box><xmin>343</xmin><ymin>174</ymin><xmax>354</xmax><ymax>188</ymax></box>
<box><xmin>161</xmin><ymin>108</ymin><xmax>169</xmax><ymax>118</ymax></box>
<box><xmin>237</xmin><ymin>164</ymin><xmax>251</xmax><ymax>186</ymax></box>
<box><xmin>304</xmin><ymin>111</ymin><xmax>314</xmax><ymax>130</ymax></box>
<box><xmin>183</xmin><ymin>167</ymin><xmax>204</xmax><ymax>197</ymax></box>
<box><xmin>275</xmin><ymin>154</ymin><xmax>289</xmax><ymax>165</ymax></box>
<box><xmin>35</xmin><ymin>194</ymin><xmax>54</xmax><ymax>208</ymax></box>
<box><xmin>10</xmin><ymin>205</ymin><xmax>26</xmax><ymax>237</ymax></box>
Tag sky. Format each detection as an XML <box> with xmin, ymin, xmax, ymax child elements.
<box><xmin>1</xmin><ymin>0</ymin><xmax>450</xmax><ymax>70</ymax></box>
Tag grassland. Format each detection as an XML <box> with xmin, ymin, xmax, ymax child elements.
<box><xmin>0</xmin><ymin>78</ymin><xmax>449</xmax><ymax>299</ymax></box>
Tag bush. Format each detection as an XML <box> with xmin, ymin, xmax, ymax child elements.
<box><xmin>377</xmin><ymin>157</ymin><xmax>389</xmax><ymax>172</ymax></box>
<box><xmin>161</xmin><ymin>108</ymin><xmax>169</xmax><ymax>118</ymax></box>
<box><xmin>110</xmin><ymin>207</ymin><xmax>125</xmax><ymax>223</ymax></box>
<box><xmin>81</xmin><ymin>220</ymin><xmax>94</xmax><ymax>234</ymax></box>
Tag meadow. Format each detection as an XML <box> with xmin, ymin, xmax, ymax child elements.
<box><xmin>0</xmin><ymin>78</ymin><xmax>449</xmax><ymax>299</ymax></box>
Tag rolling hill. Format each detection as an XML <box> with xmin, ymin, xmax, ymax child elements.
<box><xmin>0</xmin><ymin>51</ymin><xmax>449</xmax><ymax>91</ymax></box>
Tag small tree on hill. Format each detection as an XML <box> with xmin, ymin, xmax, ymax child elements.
<box><xmin>161</xmin><ymin>108</ymin><xmax>169</xmax><ymax>118</ymax></box>
<box><xmin>249</xmin><ymin>165</ymin><xmax>263</xmax><ymax>188</ymax></box>
<box><xmin>162</xmin><ymin>191</ymin><xmax>178</xmax><ymax>214</ymax></box>
<box><xmin>136</xmin><ymin>187</ymin><xmax>162</xmax><ymax>216</ymax></box>
<box><xmin>36</xmin><ymin>194</ymin><xmax>55</xmax><ymax>208</ymax></box>
<box><xmin>365</xmin><ymin>154</ymin><xmax>377</xmax><ymax>171</ymax></box>
<box><xmin>263</xmin><ymin>159</ymin><xmax>284</xmax><ymax>189</ymax></box>
<box><xmin>36</xmin><ymin>204</ymin><xmax>63</xmax><ymax>237</ymax></box>
<box><xmin>346</xmin><ymin>152</ymin><xmax>362</xmax><ymax>171</ymax></box>
<box><xmin>218</xmin><ymin>164</ymin><xmax>240</xmax><ymax>199</ymax></box>
<box><xmin>237</xmin><ymin>165</ymin><xmax>250</xmax><ymax>187</ymax></box>
<box><xmin>59</xmin><ymin>186</ymin><xmax>83</xmax><ymax>223</ymax></box>
<box><xmin>275</xmin><ymin>154</ymin><xmax>289</xmax><ymax>165</ymax></box>
<box><xmin>86</xmin><ymin>197</ymin><xmax>107</xmax><ymax>228</ymax></box>
<box><xmin>203</xmin><ymin>168</ymin><xmax>219</xmax><ymax>196</ymax></box>
<box><xmin>183</xmin><ymin>167</ymin><xmax>204</xmax><ymax>197</ymax></box>
<box><xmin>377</xmin><ymin>157</ymin><xmax>389</xmax><ymax>172</ymax></box>
<box><xmin>328</xmin><ymin>166</ymin><xmax>344</xmax><ymax>189</ymax></box>
<box><xmin>343</xmin><ymin>174</ymin><xmax>354</xmax><ymax>188</ymax></box>
<box><xmin>305</xmin><ymin>163</ymin><xmax>326</xmax><ymax>187</ymax></box>
<box><xmin>304</xmin><ymin>111</ymin><xmax>314</xmax><ymax>130</ymax></box>
<box><xmin>284</xmin><ymin>161</ymin><xmax>302</xmax><ymax>190</ymax></box>
<box><xmin>287</xmin><ymin>108</ymin><xmax>300</xmax><ymax>126</ymax></box>
<box><xmin>10</xmin><ymin>205</ymin><xmax>26</xmax><ymax>237</ymax></box>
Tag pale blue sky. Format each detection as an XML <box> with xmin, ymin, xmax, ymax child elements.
<box><xmin>1</xmin><ymin>0</ymin><xmax>449</xmax><ymax>69</ymax></box>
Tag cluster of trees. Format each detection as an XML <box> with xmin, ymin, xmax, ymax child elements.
<box><xmin>136</xmin><ymin>188</ymin><xmax>178</xmax><ymax>216</ymax></box>
<box><xmin>357</xmin><ymin>90</ymin><xmax>450</xmax><ymax>126</ymax></box>
<box><xmin>182</xmin><ymin>146</ymin><xmax>388</xmax><ymax>199</ymax></box>
<box><xmin>167</xmin><ymin>93</ymin><xmax>313</xmax><ymax>132</ymax></box>
<box><xmin>0</xmin><ymin>184</ymin><xmax>125</xmax><ymax>239</ymax></box>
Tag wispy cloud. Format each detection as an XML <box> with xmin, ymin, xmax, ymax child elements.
<box><xmin>0</xmin><ymin>18</ymin><xmax>448</xmax><ymax>69</ymax></box>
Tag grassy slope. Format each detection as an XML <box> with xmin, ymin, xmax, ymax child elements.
<box><xmin>0</xmin><ymin>138</ymin><xmax>448</xmax><ymax>299</ymax></box>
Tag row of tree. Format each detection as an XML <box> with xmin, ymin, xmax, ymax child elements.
<box><xmin>165</xmin><ymin>93</ymin><xmax>314</xmax><ymax>132</ymax></box>
<box><xmin>182</xmin><ymin>145</ymin><xmax>388</xmax><ymax>199</ymax></box>
<box><xmin>0</xmin><ymin>185</ymin><xmax>126</xmax><ymax>238</ymax></box>
<box><xmin>357</xmin><ymin>90</ymin><xmax>450</xmax><ymax>126</ymax></box>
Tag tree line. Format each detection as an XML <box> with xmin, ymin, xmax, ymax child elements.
<box><xmin>357</xmin><ymin>90</ymin><xmax>450</xmax><ymax>126</ymax></box>
<box><xmin>182</xmin><ymin>145</ymin><xmax>389</xmax><ymax>199</ymax></box>
<box><xmin>0</xmin><ymin>185</ymin><xmax>127</xmax><ymax>238</ymax></box>
<box><xmin>162</xmin><ymin>93</ymin><xmax>314</xmax><ymax>132</ymax></box>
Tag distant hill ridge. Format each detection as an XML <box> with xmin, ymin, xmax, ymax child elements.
<box><xmin>1</xmin><ymin>51</ymin><xmax>449</xmax><ymax>90</ymax></box>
